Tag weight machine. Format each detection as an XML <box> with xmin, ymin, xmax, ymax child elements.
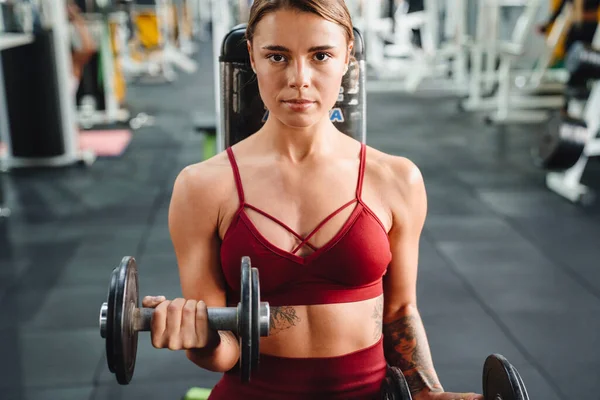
<box><xmin>460</xmin><ymin>0</ymin><xmax>567</xmax><ymax>125</ymax></box>
<box><xmin>0</xmin><ymin>0</ymin><xmax>95</xmax><ymax>171</ymax></box>
<box><xmin>119</xmin><ymin>0</ymin><xmax>198</xmax><ymax>83</ymax></box>
<box><xmin>539</xmin><ymin>28</ymin><xmax>600</xmax><ymax>204</ymax></box>
<box><xmin>353</xmin><ymin>0</ymin><xmax>470</xmax><ymax>95</ymax></box>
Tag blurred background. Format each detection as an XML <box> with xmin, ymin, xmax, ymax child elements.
<box><xmin>0</xmin><ymin>0</ymin><xmax>599</xmax><ymax>399</ymax></box>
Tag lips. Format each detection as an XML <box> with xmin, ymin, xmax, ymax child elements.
<box><xmin>284</xmin><ymin>99</ymin><xmax>314</xmax><ymax>104</ymax></box>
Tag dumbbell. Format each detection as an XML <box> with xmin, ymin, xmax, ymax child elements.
<box><xmin>381</xmin><ymin>354</ymin><xmax>529</xmax><ymax>400</ymax></box>
<box><xmin>99</xmin><ymin>255</ymin><xmax>270</xmax><ymax>384</ymax></box>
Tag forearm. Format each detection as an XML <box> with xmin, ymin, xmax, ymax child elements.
<box><xmin>186</xmin><ymin>331</ymin><xmax>240</xmax><ymax>373</ymax></box>
<box><xmin>382</xmin><ymin>305</ymin><xmax>444</xmax><ymax>396</ymax></box>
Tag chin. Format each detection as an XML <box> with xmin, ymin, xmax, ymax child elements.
<box><xmin>281</xmin><ymin>116</ymin><xmax>321</xmax><ymax>129</ymax></box>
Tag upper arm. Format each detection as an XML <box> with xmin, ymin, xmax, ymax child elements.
<box><xmin>169</xmin><ymin>164</ymin><xmax>228</xmax><ymax>308</ymax></box>
<box><xmin>382</xmin><ymin>157</ymin><xmax>427</xmax><ymax>318</ymax></box>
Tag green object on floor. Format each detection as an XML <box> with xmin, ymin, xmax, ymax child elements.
<box><xmin>183</xmin><ymin>387</ymin><xmax>212</xmax><ymax>400</ymax></box>
<box><xmin>203</xmin><ymin>133</ymin><xmax>217</xmax><ymax>161</ymax></box>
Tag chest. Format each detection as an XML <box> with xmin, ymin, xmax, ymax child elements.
<box><xmin>220</xmin><ymin>162</ymin><xmax>390</xmax><ymax>256</ymax></box>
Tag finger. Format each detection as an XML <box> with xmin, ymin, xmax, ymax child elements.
<box><xmin>195</xmin><ymin>300</ymin><xmax>210</xmax><ymax>347</ymax></box>
<box><xmin>180</xmin><ymin>300</ymin><xmax>198</xmax><ymax>349</ymax></box>
<box><xmin>142</xmin><ymin>295</ymin><xmax>166</xmax><ymax>308</ymax></box>
<box><xmin>150</xmin><ymin>300</ymin><xmax>171</xmax><ymax>348</ymax></box>
<box><xmin>166</xmin><ymin>298</ymin><xmax>186</xmax><ymax>350</ymax></box>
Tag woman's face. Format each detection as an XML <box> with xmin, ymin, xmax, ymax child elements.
<box><xmin>248</xmin><ymin>9</ymin><xmax>352</xmax><ymax>129</ymax></box>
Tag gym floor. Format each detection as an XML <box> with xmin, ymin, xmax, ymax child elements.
<box><xmin>2</xmin><ymin>39</ymin><xmax>600</xmax><ymax>400</ymax></box>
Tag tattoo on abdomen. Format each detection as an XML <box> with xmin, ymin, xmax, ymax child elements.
<box><xmin>382</xmin><ymin>311</ymin><xmax>443</xmax><ymax>395</ymax></box>
<box><xmin>372</xmin><ymin>296</ymin><xmax>383</xmax><ymax>339</ymax></box>
<box><xmin>269</xmin><ymin>306</ymin><xmax>300</xmax><ymax>335</ymax></box>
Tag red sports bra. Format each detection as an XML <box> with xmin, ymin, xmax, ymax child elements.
<box><xmin>220</xmin><ymin>143</ymin><xmax>392</xmax><ymax>307</ymax></box>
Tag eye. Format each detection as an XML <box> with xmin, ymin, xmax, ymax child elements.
<box><xmin>314</xmin><ymin>52</ymin><xmax>331</xmax><ymax>62</ymax></box>
<box><xmin>267</xmin><ymin>54</ymin><xmax>286</xmax><ymax>63</ymax></box>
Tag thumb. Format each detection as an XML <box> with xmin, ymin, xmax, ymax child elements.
<box><xmin>142</xmin><ymin>295</ymin><xmax>166</xmax><ymax>308</ymax></box>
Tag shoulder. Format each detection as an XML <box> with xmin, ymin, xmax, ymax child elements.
<box><xmin>364</xmin><ymin>145</ymin><xmax>427</xmax><ymax>224</ymax></box>
<box><xmin>170</xmin><ymin>151</ymin><xmax>236</xmax><ymax>217</ymax></box>
<box><xmin>364</xmin><ymin>145</ymin><xmax>425</xmax><ymax>199</ymax></box>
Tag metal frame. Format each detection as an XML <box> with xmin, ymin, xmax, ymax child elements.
<box><xmin>545</xmin><ymin>27</ymin><xmax>600</xmax><ymax>204</ymax></box>
<box><xmin>0</xmin><ymin>0</ymin><xmax>95</xmax><ymax>171</ymax></box>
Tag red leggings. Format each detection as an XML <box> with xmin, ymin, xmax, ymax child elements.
<box><xmin>208</xmin><ymin>337</ymin><xmax>387</xmax><ymax>400</ymax></box>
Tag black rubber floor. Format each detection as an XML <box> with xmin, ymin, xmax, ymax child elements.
<box><xmin>1</xmin><ymin>39</ymin><xmax>599</xmax><ymax>400</ymax></box>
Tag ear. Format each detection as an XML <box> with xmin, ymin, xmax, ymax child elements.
<box><xmin>345</xmin><ymin>42</ymin><xmax>354</xmax><ymax>65</ymax></box>
<box><xmin>247</xmin><ymin>41</ymin><xmax>256</xmax><ymax>73</ymax></box>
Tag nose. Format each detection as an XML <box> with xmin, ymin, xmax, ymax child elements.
<box><xmin>288</xmin><ymin>59</ymin><xmax>310</xmax><ymax>90</ymax></box>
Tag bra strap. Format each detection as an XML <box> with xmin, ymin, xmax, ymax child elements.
<box><xmin>356</xmin><ymin>143</ymin><xmax>366</xmax><ymax>200</ymax></box>
<box><xmin>226</xmin><ymin>147</ymin><xmax>245</xmax><ymax>205</ymax></box>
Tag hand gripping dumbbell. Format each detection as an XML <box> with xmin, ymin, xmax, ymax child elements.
<box><xmin>99</xmin><ymin>256</ymin><xmax>270</xmax><ymax>384</ymax></box>
<box><xmin>381</xmin><ymin>354</ymin><xmax>530</xmax><ymax>400</ymax></box>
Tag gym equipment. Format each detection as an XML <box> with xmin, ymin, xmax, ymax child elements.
<box><xmin>0</xmin><ymin>0</ymin><xmax>94</xmax><ymax>170</ymax></box>
<box><xmin>539</xmin><ymin>33</ymin><xmax>600</xmax><ymax>204</ymax></box>
<box><xmin>483</xmin><ymin>354</ymin><xmax>529</xmax><ymax>400</ymax></box>
<box><xmin>120</xmin><ymin>0</ymin><xmax>198</xmax><ymax>84</ymax></box>
<box><xmin>99</xmin><ymin>256</ymin><xmax>270</xmax><ymax>384</ymax></box>
<box><xmin>356</xmin><ymin>0</ymin><xmax>469</xmax><ymax>94</ymax></box>
<box><xmin>380</xmin><ymin>366</ymin><xmax>412</xmax><ymax>399</ymax></box>
<box><xmin>565</xmin><ymin>41</ymin><xmax>600</xmax><ymax>83</ymax></box>
<box><xmin>380</xmin><ymin>354</ymin><xmax>529</xmax><ymax>400</ymax></box>
<box><xmin>75</xmin><ymin>6</ymin><xmax>132</xmax><ymax>129</ymax></box>
<box><xmin>533</xmin><ymin>113</ymin><xmax>587</xmax><ymax>170</ymax></box>
<box><xmin>461</xmin><ymin>0</ymin><xmax>566</xmax><ymax>125</ymax></box>
<box><xmin>219</xmin><ymin>25</ymin><xmax>367</xmax><ymax>149</ymax></box>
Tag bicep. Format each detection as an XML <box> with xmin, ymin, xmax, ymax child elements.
<box><xmin>169</xmin><ymin>167</ymin><xmax>227</xmax><ymax>308</ymax></box>
<box><xmin>382</xmin><ymin>161</ymin><xmax>427</xmax><ymax>317</ymax></box>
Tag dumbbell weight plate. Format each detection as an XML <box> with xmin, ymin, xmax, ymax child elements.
<box><xmin>483</xmin><ymin>354</ymin><xmax>529</xmax><ymax>400</ymax></box>
<box><xmin>113</xmin><ymin>256</ymin><xmax>139</xmax><ymax>385</ymax></box>
<box><xmin>251</xmin><ymin>267</ymin><xmax>260</xmax><ymax>372</ymax></box>
<box><xmin>239</xmin><ymin>256</ymin><xmax>252</xmax><ymax>383</ymax></box>
<box><xmin>104</xmin><ymin>267</ymin><xmax>118</xmax><ymax>373</ymax></box>
<box><xmin>380</xmin><ymin>366</ymin><xmax>412</xmax><ymax>400</ymax></box>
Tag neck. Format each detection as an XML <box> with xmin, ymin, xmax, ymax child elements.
<box><xmin>258</xmin><ymin>116</ymin><xmax>339</xmax><ymax>163</ymax></box>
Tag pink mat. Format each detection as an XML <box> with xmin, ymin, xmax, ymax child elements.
<box><xmin>79</xmin><ymin>129</ymin><xmax>132</xmax><ymax>157</ymax></box>
<box><xmin>0</xmin><ymin>130</ymin><xmax>131</xmax><ymax>158</ymax></box>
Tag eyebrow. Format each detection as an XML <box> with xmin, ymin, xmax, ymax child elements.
<box><xmin>261</xmin><ymin>45</ymin><xmax>337</xmax><ymax>52</ymax></box>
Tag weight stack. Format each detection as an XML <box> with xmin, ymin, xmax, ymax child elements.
<box><xmin>219</xmin><ymin>25</ymin><xmax>367</xmax><ymax>148</ymax></box>
<box><xmin>1</xmin><ymin>29</ymin><xmax>65</xmax><ymax>158</ymax></box>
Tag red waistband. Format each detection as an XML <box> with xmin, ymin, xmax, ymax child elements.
<box><xmin>208</xmin><ymin>336</ymin><xmax>387</xmax><ymax>400</ymax></box>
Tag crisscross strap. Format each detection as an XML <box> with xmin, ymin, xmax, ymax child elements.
<box><xmin>245</xmin><ymin>204</ymin><xmax>318</xmax><ymax>251</ymax></box>
<box><xmin>356</xmin><ymin>143</ymin><xmax>367</xmax><ymax>201</ymax></box>
<box><xmin>226</xmin><ymin>147</ymin><xmax>245</xmax><ymax>205</ymax></box>
<box><xmin>227</xmin><ymin>144</ymin><xmax>365</xmax><ymax>254</ymax></box>
<box><xmin>290</xmin><ymin>199</ymin><xmax>357</xmax><ymax>255</ymax></box>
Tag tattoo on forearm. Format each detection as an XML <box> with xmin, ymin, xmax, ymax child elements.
<box><xmin>372</xmin><ymin>296</ymin><xmax>384</xmax><ymax>339</ymax></box>
<box><xmin>383</xmin><ymin>310</ymin><xmax>443</xmax><ymax>395</ymax></box>
<box><xmin>269</xmin><ymin>306</ymin><xmax>300</xmax><ymax>335</ymax></box>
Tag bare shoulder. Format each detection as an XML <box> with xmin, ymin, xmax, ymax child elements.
<box><xmin>364</xmin><ymin>146</ymin><xmax>426</xmax><ymax>226</ymax></box>
<box><xmin>170</xmin><ymin>151</ymin><xmax>236</xmax><ymax>220</ymax></box>
<box><xmin>364</xmin><ymin>145</ymin><xmax>425</xmax><ymax>198</ymax></box>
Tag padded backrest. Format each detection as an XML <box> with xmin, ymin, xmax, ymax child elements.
<box><xmin>219</xmin><ymin>24</ymin><xmax>366</xmax><ymax>148</ymax></box>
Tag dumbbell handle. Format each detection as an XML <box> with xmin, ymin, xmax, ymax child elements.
<box><xmin>100</xmin><ymin>301</ymin><xmax>270</xmax><ymax>338</ymax></box>
<box><xmin>132</xmin><ymin>306</ymin><xmax>240</xmax><ymax>332</ymax></box>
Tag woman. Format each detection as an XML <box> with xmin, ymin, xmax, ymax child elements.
<box><xmin>144</xmin><ymin>1</ymin><xmax>482</xmax><ymax>399</ymax></box>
